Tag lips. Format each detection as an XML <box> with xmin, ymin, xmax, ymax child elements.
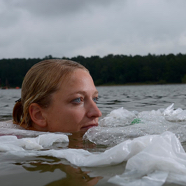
<box><xmin>80</xmin><ymin>123</ymin><xmax>98</xmax><ymax>131</ymax></box>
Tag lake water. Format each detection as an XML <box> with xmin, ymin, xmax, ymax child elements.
<box><xmin>1</xmin><ymin>85</ymin><xmax>186</xmax><ymax>186</ymax></box>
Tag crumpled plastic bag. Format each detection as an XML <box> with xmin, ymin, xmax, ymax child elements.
<box><xmin>0</xmin><ymin>121</ymin><xmax>47</xmax><ymax>137</ymax></box>
<box><xmin>163</xmin><ymin>103</ymin><xmax>186</xmax><ymax>121</ymax></box>
<box><xmin>0</xmin><ymin>133</ymin><xmax>69</xmax><ymax>151</ymax></box>
<box><xmin>84</xmin><ymin>104</ymin><xmax>186</xmax><ymax>145</ymax></box>
<box><xmin>1</xmin><ymin>131</ymin><xmax>186</xmax><ymax>185</ymax></box>
<box><xmin>108</xmin><ymin>131</ymin><xmax>186</xmax><ymax>186</ymax></box>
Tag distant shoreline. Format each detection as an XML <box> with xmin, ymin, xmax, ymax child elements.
<box><xmin>96</xmin><ymin>82</ymin><xmax>186</xmax><ymax>87</ymax></box>
<box><xmin>1</xmin><ymin>83</ymin><xmax>186</xmax><ymax>89</ymax></box>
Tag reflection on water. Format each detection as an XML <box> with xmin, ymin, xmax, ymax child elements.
<box><xmin>22</xmin><ymin>157</ymin><xmax>102</xmax><ymax>186</ymax></box>
<box><xmin>67</xmin><ymin>131</ymin><xmax>107</xmax><ymax>153</ymax></box>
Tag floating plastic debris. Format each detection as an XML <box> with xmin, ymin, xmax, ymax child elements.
<box><xmin>0</xmin><ymin>133</ymin><xmax>69</xmax><ymax>151</ymax></box>
<box><xmin>1</xmin><ymin>104</ymin><xmax>186</xmax><ymax>185</ymax></box>
<box><xmin>1</xmin><ymin>131</ymin><xmax>186</xmax><ymax>185</ymax></box>
<box><xmin>84</xmin><ymin>104</ymin><xmax>186</xmax><ymax>145</ymax></box>
<box><xmin>130</xmin><ymin>118</ymin><xmax>141</xmax><ymax>125</ymax></box>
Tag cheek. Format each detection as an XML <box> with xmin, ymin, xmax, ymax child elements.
<box><xmin>47</xmin><ymin>105</ymin><xmax>86</xmax><ymax>129</ymax></box>
<box><xmin>68</xmin><ymin>109</ymin><xmax>85</xmax><ymax>122</ymax></box>
<box><xmin>69</xmin><ymin>107</ymin><xmax>88</xmax><ymax>125</ymax></box>
<box><xmin>47</xmin><ymin>110</ymin><xmax>86</xmax><ymax>132</ymax></box>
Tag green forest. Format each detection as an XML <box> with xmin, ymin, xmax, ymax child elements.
<box><xmin>0</xmin><ymin>53</ymin><xmax>186</xmax><ymax>88</ymax></box>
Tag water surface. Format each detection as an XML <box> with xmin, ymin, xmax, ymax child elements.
<box><xmin>1</xmin><ymin>85</ymin><xmax>186</xmax><ymax>186</ymax></box>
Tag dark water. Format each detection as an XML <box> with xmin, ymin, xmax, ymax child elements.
<box><xmin>97</xmin><ymin>84</ymin><xmax>186</xmax><ymax>114</ymax></box>
<box><xmin>0</xmin><ymin>85</ymin><xmax>186</xmax><ymax>186</ymax></box>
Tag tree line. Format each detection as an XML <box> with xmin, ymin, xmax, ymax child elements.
<box><xmin>0</xmin><ymin>53</ymin><xmax>186</xmax><ymax>88</ymax></box>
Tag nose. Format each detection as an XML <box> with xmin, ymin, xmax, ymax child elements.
<box><xmin>86</xmin><ymin>100</ymin><xmax>102</xmax><ymax>118</ymax></box>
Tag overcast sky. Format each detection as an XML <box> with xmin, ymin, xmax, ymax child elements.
<box><xmin>0</xmin><ymin>0</ymin><xmax>186</xmax><ymax>59</ymax></box>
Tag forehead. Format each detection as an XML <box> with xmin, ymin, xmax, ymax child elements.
<box><xmin>58</xmin><ymin>69</ymin><xmax>96</xmax><ymax>93</ymax></box>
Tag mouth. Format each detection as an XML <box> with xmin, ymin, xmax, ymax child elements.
<box><xmin>80</xmin><ymin>124</ymin><xmax>98</xmax><ymax>131</ymax></box>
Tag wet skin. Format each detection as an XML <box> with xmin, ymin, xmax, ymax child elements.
<box><xmin>33</xmin><ymin>69</ymin><xmax>102</xmax><ymax>133</ymax></box>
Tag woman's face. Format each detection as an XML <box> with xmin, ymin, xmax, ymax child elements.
<box><xmin>43</xmin><ymin>69</ymin><xmax>102</xmax><ymax>133</ymax></box>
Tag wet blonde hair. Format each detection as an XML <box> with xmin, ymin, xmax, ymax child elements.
<box><xmin>13</xmin><ymin>59</ymin><xmax>88</xmax><ymax>127</ymax></box>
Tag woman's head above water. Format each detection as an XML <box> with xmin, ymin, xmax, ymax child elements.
<box><xmin>13</xmin><ymin>59</ymin><xmax>102</xmax><ymax>132</ymax></box>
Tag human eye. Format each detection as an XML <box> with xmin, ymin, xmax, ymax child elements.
<box><xmin>93</xmin><ymin>97</ymin><xmax>99</xmax><ymax>103</ymax></box>
<box><xmin>72</xmin><ymin>97</ymin><xmax>83</xmax><ymax>104</ymax></box>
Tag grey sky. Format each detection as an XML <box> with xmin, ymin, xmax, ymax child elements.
<box><xmin>0</xmin><ymin>0</ymin><xmax>186</xmax><ymax>58</ymax></box>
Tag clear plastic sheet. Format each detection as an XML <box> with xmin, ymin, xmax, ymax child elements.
<box><xmin>1</xmin><ymin>104</ymin><xmax>186</xmax><ymax>185</ymax></box>
<box><xmin>0</xmin><ymin>133</ymin><xmax>69</xmax><ymax>151</ymax></box>
<box><xmin>108</xmin><ymin>132</ymin><xmax>186</xmax><ymax>186</ymax></box>
<box><xmin>1</xmin><ymin>131</ymin><xmax>186</xmax><ymax>185</ymax></box>
<box><xmin>84</xmin><ymin>104</ymin><xmax>186</xmax><ymax>145</ymax></box>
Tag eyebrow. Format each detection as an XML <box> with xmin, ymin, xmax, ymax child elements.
<box><xmin>68</xmin><ymin>90</ymin><xmax>99</xmax><ymax>96</ymax></box>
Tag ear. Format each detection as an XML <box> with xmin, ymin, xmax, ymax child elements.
<box><xmin>29</xmin><ymin>103</ymin><xmax>47</xmax><ymax>129</ymax></box>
